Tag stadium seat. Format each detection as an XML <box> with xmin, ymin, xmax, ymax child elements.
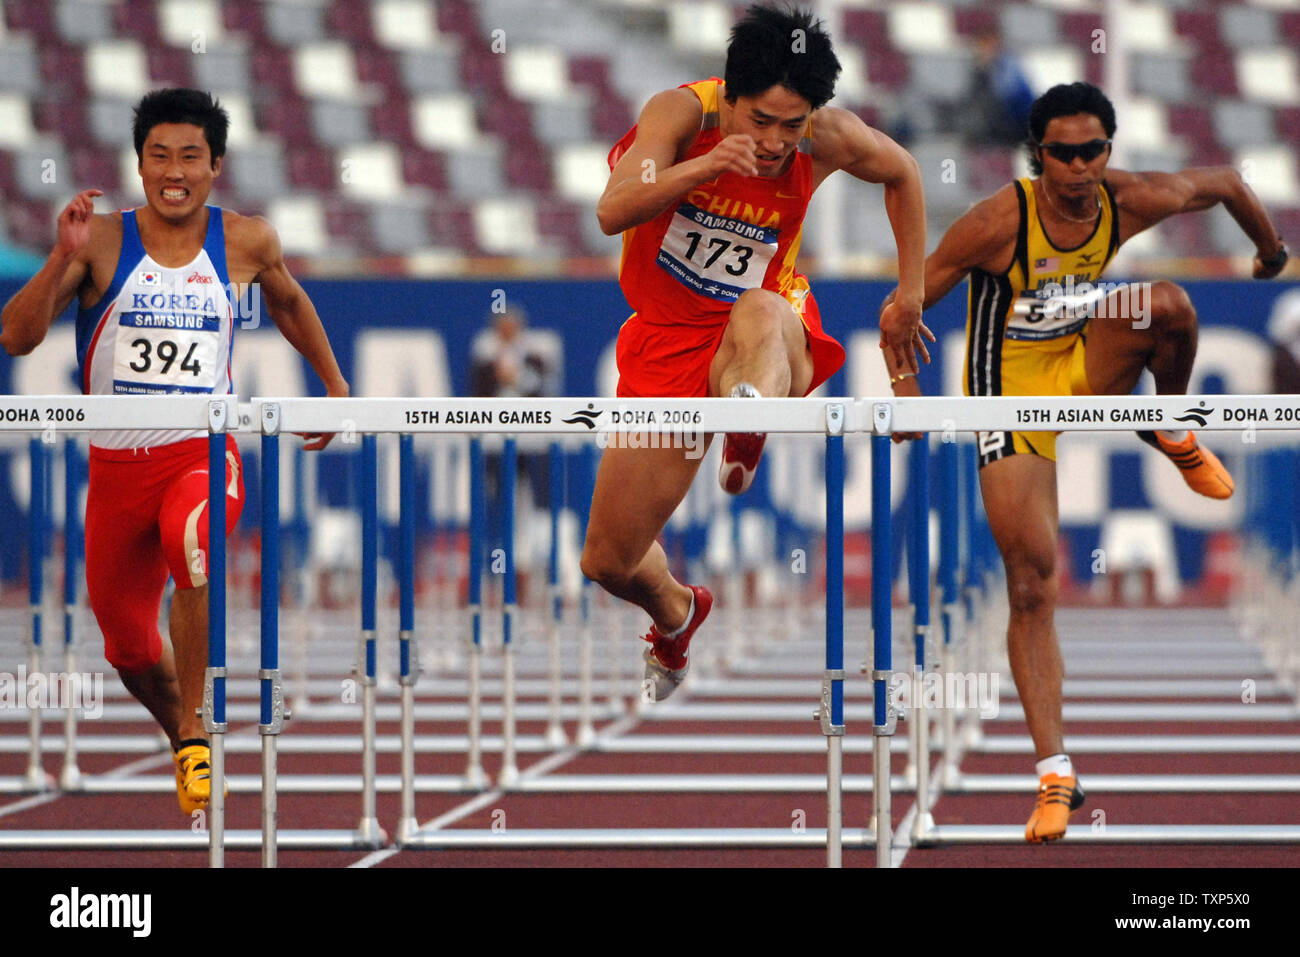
<box><xmin>293</xmin><ymin>42</ymin><xmax>362</xmax><ymax>101</ymax></box>
<box><xmin>400</xmin><ymin>149</ymin><xmax>447</xmax><ymax>192</ymax></box>
<box><xmin>908</xmin><ymin>52</ymin><xmax>973</xmax><ymax>102</ymax></box>
<box><xmin>504</xmin><ymin>138</ymin><xmax>552</xmax><ymax>192</ymax></box>
<box><xmin>337</xmin><ymin>142</ymin><xmax>405</xmax><ymax>203</ymax></box>
<box><xmin>1117</xmin><ymin>3</ymin><xmax>1182</xmax><ymax>54</ymax></box>
<box><xmin>71</xmin><ymin>145</ymin><xmax>121</xmax><ymax>194</ymax></box>
<box><xmin>373</xmin><ymin>0</ymin><xmax>440</xmax><ymax>50</ymax></box>
<box><xmin>0</xmin><ymin>94</ymin><xmax>37</xmax><ymax>149</ymax></box>
<box><xmin>55</xmin><ymin>0</ymin><xmax>114</xmax><ymax>45</ymax></box>
<box><xmin>504</xmin><ymin>47</ymin><xmax>572</xmax><ymax>102</ymax></box>
<box><xmin>85</xmin><ymin>39</ymin><xmax>151</xmax><ymax>100</ymax></box>
<box><xmin>1214</xmin><ymin>99</ymin><xmax>1276</xmax><ymax>147</ymax></box>
<box><xmin>266</xmin><ymin>194</ymin><xmax>329</xmax><ymax>256</ymax></box>
<box><xmin>1132</xmin><ymin>54</ymin><xmax>1192</xmax><ymax>104</ymax></box>
<box><xmin>368</xmin><ymin>202</ymin><xmax>432</xmax><ymax>256</ymax></box>
<box><xmin>667</xmin><ymin>1</ymin><xmax>730</xmax><ymax>54</ymax></box>
<box><xmin>192</xmin><ymin>45</ymin><xmax>254</xmax><ymax>94</ymax></box>
<box><xmin>0</xmin><ymin>36</ymin><xmax>43</xmax><ymax>95</ymax></box>
<box><xmin>997</xmin><ymin>4</ymin><xmax>1060</xmax><ymax>48</ymax></box>
<box><xmin>264</xmin><ymin>0</ymin><xmax>326</xmax><ymax>46</ymax></box>
<box><xmin>472</xmin><ymin>196</ymin><xmax>540</xmax><ymax>256</ymax></box>
<box><xmin>1237</xmin><ymin>48</ymin><xmax>1299</xmax><ymax>105</ymax></box>
<box><xmin>159</xmin><ymin>0</ymin><xmax>226</xmax><ymax>49</ymax></box>
<box><xmin>224</xmin><ymin>140</ymin><xmax>287</xmax><ymax>202</ymax></box>
<box><xmin>552</xmin><ymin>143</ymin><xmax>609</xmax><ymax>204</ymax></box>
<box><xmin>531</xmin><ymin>96</ymin><xmax>594</xmax><ymax>148</ymax></box>
<box><xmin>260</xmin><ymin>95</ymin><xmax>317</xmax><ymax>148</ymax></box>
<box><xmin>1234</xmin><ymin>146</ymin><xmax>1300</xmax><ymax>205</ymax></box>
<box><xmin>326</xmin><ymin>0</ymin><xmax>376</xmax><ymax>46</ymax></box>
<box><xmin>442</xmin><ymin>143</ymin><xmax>506</xmax><ymax>199</ymax></box>
<box><xmin>14</xmin><ymin>142</ymin><xmax>69</xmax><ymax>200</ymax></box>
<box><xmin>147</xmin><ymin>46</ymin><xmax>195</xmax><ymax>88</ymax></box>
<box><xmin>398</xmin><ymin>48</ymin><xmax>462</xmax><ymax>95</ymax></box>
<box><xmin>412</xmin><ymin>94</ymin><xmax>481</xmax><ymax>152</ymax></box>
<box><xmin>1019</xmin><ymin>47</ymin><xmax>1086</xmax><ymax>94</ymax></box>
<box><xmin>888</xmin><ymin>3</ymin><xmax>957</xmax><ymax>54</ymax></box>
<box><xmin>1220</xmin><ymin>5</ymin><xmax>1276</xmax><ymax>49</ymax></box>
<box><xmin>87</xmin><ymin>97</ymin><xmax>136</xmax><ymax>148</ymax></box>
<box><xmin>286</xmin><ymin>147</ymin><xmax>338</xmax><ymax>192</ymax></box>
<box><xmin>310</xmin><ymin>100</ymin><xmax>372</xmax><ymax>148</ymax></box>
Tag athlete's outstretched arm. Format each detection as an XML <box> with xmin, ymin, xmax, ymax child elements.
<box><xmin>597</xmin><ymin>89</ymin><xmax>764</xmax><ymax>236</ymax></box>
<box><xmin>814</xmin><ymin>109</ymin><xmax>929</xmax><ymax>372</ymax></box>
<box><xmin>0</xmin><ymin>189</ymin><xmax>102</xmax><ymax>356</ymax></box>
<box><xmin>1108</xmin><ymin>166</ymin><xmax>1287</xmax><ymax>277</ymax></box>
<box><xmin>236</xmin><ymin>215</ymin><xmax>349</xmax><ymax>449</ymax></box>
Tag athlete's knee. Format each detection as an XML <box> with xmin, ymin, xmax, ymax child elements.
<box><xmin>728</xmin><ymin>289</ymin><xmax>789</xmax><ymax>340</ymax></box>
<box><xmin>1002</xmin><ymin>549</ymin><xmax>1058</xmax><ymax>616</ymax></box>
<box><xmin>579</xmin><ymin>538</ymin><xmax>634</xmax><ymax>592</ymax></box>
<box><xmin>106</xmin><ymin>640</ymin><xmax>163</xmax><ymax>675</ymax></box>
<box><xmin>1147</xmin><ymin>280</ymin><xmax>1196</xmax><ymax>333</ymax></box>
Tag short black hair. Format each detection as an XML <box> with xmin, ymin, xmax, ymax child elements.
<box><xmin>132</xmin><ymin>89</ymin><xmax>228</xmax><ymax>166</ymax></box>
<box><xmin>724</xmin><ymin>4</ymin><xmax>841</xmax><ymax>110</ymax></box>
<box><xmin>1026</xmin><ymin>82</ymin><xmax>1116</xmax><ymax>174</ymax></box>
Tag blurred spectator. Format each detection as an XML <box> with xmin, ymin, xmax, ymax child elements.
<box><xmin>470</xmin><ymin>307</ymin><xmax>561</xmax><ymax>539</ymax></box>
<box><xmin>958</xmin><ymin>29</ymin><xmax>1036</xmax><ymax>147</ymax></box>
<box><xmin>1268</xmin><ymin>287</ymin><xmax>1300</xmax><ymax>393</ymax></box>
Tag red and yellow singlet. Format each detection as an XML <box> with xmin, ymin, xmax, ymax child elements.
<box><xmin>609</xmin><ymin>78</ymin><xmax>844</xmax><ymax>398</ymax></box>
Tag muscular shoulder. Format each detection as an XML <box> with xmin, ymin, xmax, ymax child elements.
<box><xmin>634</xmin><ymin>87</ymin><xmax>706</xmax><ymax>155</ymax></box>
<box><xmin>938</xmin><ymin>183</ymin><xmax>1021</xmax><ymax>272</ymax></box>
<box><xmin>221</xmin><ymin>209</ymin><xmax>281</xmax><ymax>275</ymax></box>
<box><xmin>808</xmin><ymin>106</ymin><xmax>877</xmax><ymax>169</ymax></box>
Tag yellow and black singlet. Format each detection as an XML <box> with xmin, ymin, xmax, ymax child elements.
<box><xmin>965</xmin><ymin>176</ymin><xmax>1122</xmax><ymax>467</ymax></box>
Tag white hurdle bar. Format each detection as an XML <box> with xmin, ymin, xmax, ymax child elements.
<box><xmin>5</xmin><ymin>393</ymin><xmax>1300</xmax><ymax>864</ymax></box>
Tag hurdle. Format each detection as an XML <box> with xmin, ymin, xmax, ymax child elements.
<box><xmin>876</xmin><ymin>394</ymin><xmax>1300</xmax><ymax>849</ymax></box>
<box><xmin>0</xmin><ymin>394</ymin><xmax>382</xmax><ymax>863</ymax></box>
<box><xmin>251</xmin><ymin>395</ymin><xmax>873</xmax><ymax>866</ymax></box>
<box><xmin>6</xmin><ymin>392</ymin><xmax>1300</xmax><ymax>865</ymax></box>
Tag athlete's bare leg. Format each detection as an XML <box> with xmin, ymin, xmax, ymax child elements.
<box><xmin>980</xmin><ymin>453</ymin><xmax>1065</xmax><ymax>760</ymax></box>
<box><xmin>708</xmin><ymin>288</ymin><xmax>814</xmax><ymax>399</ymax></box>
<box><xmin>581</xmin><ymin>442</ymin><xmax>711</xmax><ymax>633</ymax></box>
<box><xmin>114</xmin><ymin>585</ymin><xmax>208</xmax><ymax>748</ymax></box>
<box><xmin>1083</xmin><ymin>280</ymin><xmax>1197</xmax><ymax>396</ymax></box>
<box><xmin>169</xmin><ymin>585</ymin><xmax>208</xmax><ymax>743</ymax></box>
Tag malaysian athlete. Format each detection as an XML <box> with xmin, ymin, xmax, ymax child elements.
<box><xmin>883</xmin><ymin>81</ymin><xmax>1288</xmax><ymax>843</ymax></box>
<box><xmin>1</xmin><ymin>89</ymin><xmax>350</xmax><ymax>816</ymax></box>
<box><xmin>580</xmin><ymin>4</ymin><xmax>930</xmax><ymax>700</ymax></box>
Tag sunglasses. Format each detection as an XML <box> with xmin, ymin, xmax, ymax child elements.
<box><xmin>1038</xmin><ymin>139</ymin><xmax>1111</xmax><ymax>164</ymax></box>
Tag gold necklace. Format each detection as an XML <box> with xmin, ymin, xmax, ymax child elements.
<box><xmin>1040</xmin><ymin>182</ymin><xmax>1100</xmax><ymax>224</ymax></box>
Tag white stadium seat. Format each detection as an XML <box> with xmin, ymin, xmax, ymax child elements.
<box><xmin>373</xmin><ymin>0</ymin><xmax>441</xmax><ymax>50</ymax></box>
<box><xmin>668</xmin><ymin>1</ymin><xmax>730</xmax><ymax>54</ymax></box>
<box><xmin>887</xmin><ymin>3</ymin><xmax>956</xmax><ymax>54</ymax></box>
<box><xmin>293</xmin><ymin>43</ymin><xmax>361</xmax><ymax>101</ymax></box>
<box><xmin>1235</xmin><ymin>146</ymin><xmax>1300</xmax><ymax>204</ymax></box>
<box><xmin>473</xmin><ymin>197</ymin><xmax>540</xmax><ymax>255</ymax></box>
<box><xmin>0</xmin><ymin>94</ymin><xmax>37</xmax><ymax>149</ymax></box>
<box><xmin>85</xmin><ymin>40</ymin><xmax>151</xmax><ymax>99</ymax></box>
<box><xmin>1237</xmin><ymin>48</ymin><xmax>1300</xmax><ymax>105</ymax></box>
<box><xmin>160</xmin><ymin>0</ymin><xmax>226</xmax><ymax>49</ymax></box>
<box><xmin>504</xmin><ymin>46</ymin><xmax>572</xmax><ymax>102</ymax></box>
<box><xmin>337</xmin><ymin>142</ymin><xmax>405</xmax><ymax>202</ymax></box>
<box><xmin>412</xmin><ymin>94</ymin><xmax>481</xmax><ymax>151</ymax></box>
<box><xmin>266</xmin><ymin>195</ymin><xmax>329</xmax><ymax>256</ymax></box>
<box><xmin>553</xmin><ymin>143</ymin><xmax>611</xmax><ymax>204</ymax></box>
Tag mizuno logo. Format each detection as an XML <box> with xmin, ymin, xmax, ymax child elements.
<box><xmin>1077</xmin><ymin>251</ymin><xmax>1099</xmax><ymax>263</ymax></box>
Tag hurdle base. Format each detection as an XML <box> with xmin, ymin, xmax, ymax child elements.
<box><xmin>397</xmin><ymin>827</ymin><xmax>877</xmax><ymax>849</ymax></box>
<box><xmin>915</xmin><ymin>825</ymin><xmax>1300</xmax><ymax>846</ymax></box>
<box><xmin>0</xmin><ymin>829</ymin><xmax>381</xmax><ymax>850</ymax></box>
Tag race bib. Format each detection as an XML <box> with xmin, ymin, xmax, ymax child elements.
<box><xmin>656</xmin><ymin>202</ymin><xmax>778</xmax><ymax>302</ymax></box>
<box><xmin>1005</xmin><ymin>286</ymin><xmax>1102</xmax><ymax>341</ymax></box>
<box><xmin>112</xmin><ymin>313</ymin><xmax>219</xmax><ymax>395</ymax></box>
